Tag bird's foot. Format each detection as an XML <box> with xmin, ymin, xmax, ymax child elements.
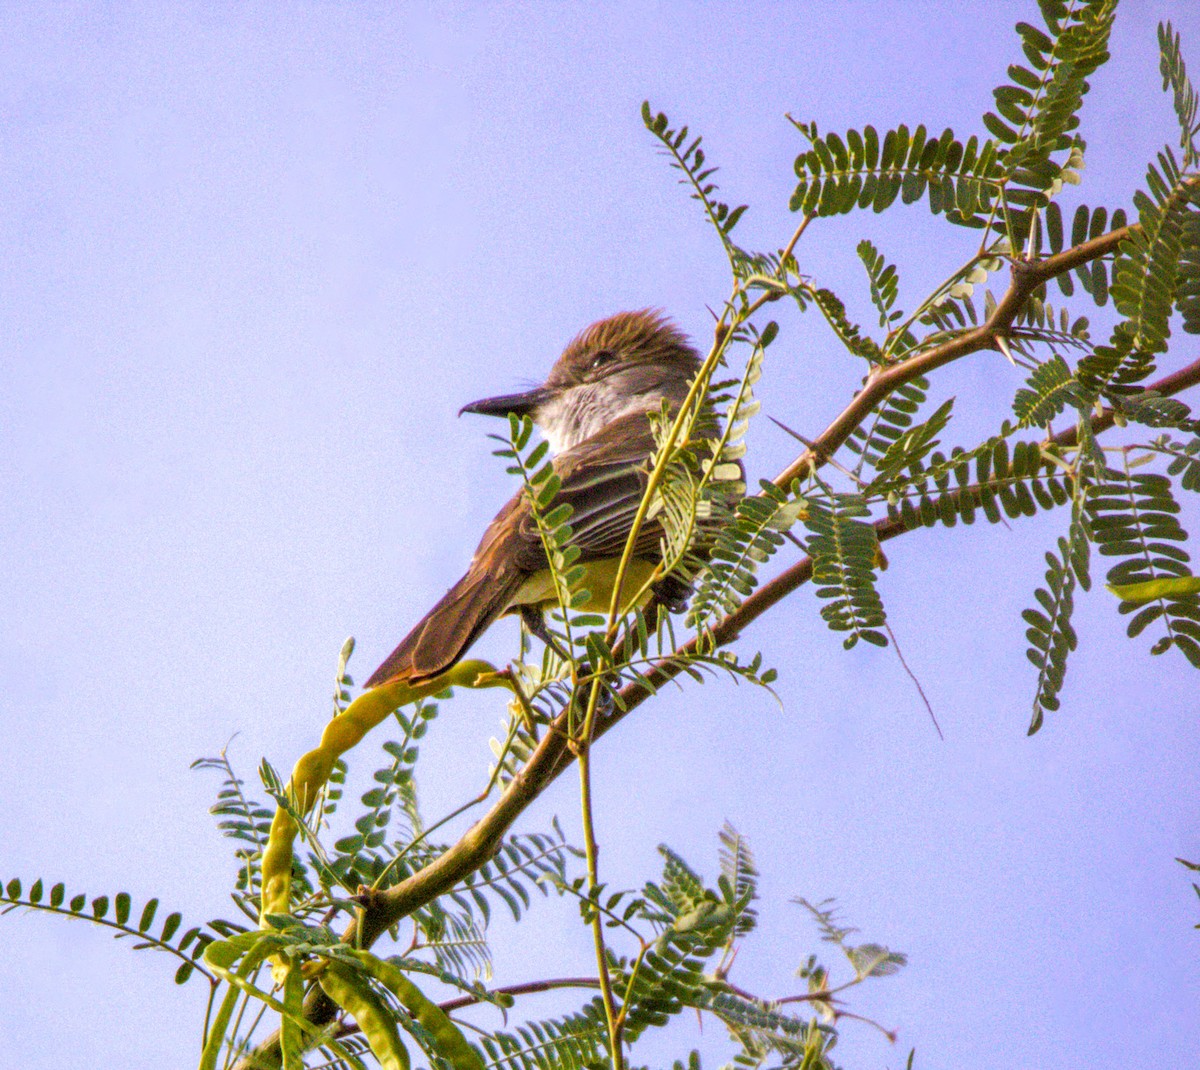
<box><xmin>651</xmin><ymin>574</ymin><xmax>693</xmax><ymax>615</ymax></box>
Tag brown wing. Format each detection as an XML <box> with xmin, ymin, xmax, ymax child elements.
<box><xmin>510</xmin><ymin>409</ymin><xmax>664</xmax><ymax>570</ymax></box>
<box><xmin>365</xmin><ymin>409</ymin><xmax>663</xmax><ymax>688</ymax></box>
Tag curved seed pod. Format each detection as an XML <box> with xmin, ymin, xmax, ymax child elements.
<box><xmin>199</xmin><ymin>934</ymin><xmax>284</xmax><ymax>1070</ymax></box>
<box><xmin>203</xmin><ymin>935</ymin><xmax>369</xmax><ymax>1070</ymax></box>
<box><xmin>259</xmin><ymin>661</ymin><xmax>508</xmax><ymax>920</ymax></box>
<box><xmin>345</xmin><ymin>949</ymin><xmax>486</xmax><ymax>1070</ymax></box>
<box><xmin>320</xmin><ymin>960</ymin><xmax>411</xmax><ymax>1070</ymax></box>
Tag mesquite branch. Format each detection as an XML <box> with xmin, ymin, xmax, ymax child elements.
<box><xmin>776</xmin><ymin>223</ymin><xmax>1133</xmax><ymax>488</ymax></box>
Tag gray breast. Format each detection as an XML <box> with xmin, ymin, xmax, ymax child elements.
<box><xmin>538</xmin><ymin>374</ymin><xmax>692</xmax><ymax>453</ymax></box>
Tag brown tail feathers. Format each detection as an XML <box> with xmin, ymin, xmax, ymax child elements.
<box><xmin>364</xmin><ymin>569</ymin><xmax>517</xmax><ymax>688</ymax></box>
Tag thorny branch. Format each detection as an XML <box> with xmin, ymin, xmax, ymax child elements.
<box><xmin>775</xmin><ymin>223</ymin><xmax>1134</xmax><ymax>488</ymax></box>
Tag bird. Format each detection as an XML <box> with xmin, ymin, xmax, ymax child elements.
<box><xmin>364</xmin><ymin>309</ymin><xmax>719</xmax><ymax>690</ymax></box>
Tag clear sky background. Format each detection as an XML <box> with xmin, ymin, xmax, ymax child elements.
<box><xmin>3</xmin><ymin>3</ymin><xmax>1199</xmax><ymax>1068</ymax></box>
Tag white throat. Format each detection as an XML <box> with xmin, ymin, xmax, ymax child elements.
<box><xmin>536</xmin><ymin>384</ymin><xmax>660</xmax><ymax>453</ymax></box>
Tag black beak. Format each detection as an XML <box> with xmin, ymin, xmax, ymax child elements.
<box><xmin>459</xmin><ymin>385</ymin><xmax>553</xmax><ymax>419</ymax></box>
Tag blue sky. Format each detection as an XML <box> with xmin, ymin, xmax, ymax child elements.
<box><xmin>2</xmin><ymin>3</ymin><xmax>1199</xmax><ymax>1068</ymax></box>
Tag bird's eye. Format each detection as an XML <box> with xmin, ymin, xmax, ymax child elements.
<box><xmin>589</xmin><ymin>349</ymin><xmax>616</xmax><ymax>371</ymax></box>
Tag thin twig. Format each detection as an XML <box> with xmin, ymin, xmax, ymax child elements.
<box><xmin>780</xmin><ymin>211</ymin><xmax>817</xmax><ymax>268</ymax></box>
<box><xmin>883</xmin><ymin>620</ymin><xmax>942</xmax><ymax>740</ymax></box>
<box><xmin>437</xmin><ymin>977</ymin><xmax>601</xmax><ymax>1014</ymax></box>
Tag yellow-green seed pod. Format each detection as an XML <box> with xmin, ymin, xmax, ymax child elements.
<box><xmin>345</xmin><ymin>949</ymin><xmax>486</xmax><ymax>1070</ymax></box>
<box><xmin>199</xmin><ymin>934</ymin><xmax>283</xmax><ymax>1070</ymax></box>
<box><xmin>281</xmin><ymin>956</ymin><xmax>305</xmax><ymax>1070</ymax></box>
<box><xmin>258</xmin><ymin>661</ymin><xmax>508</xmax><ymax>923</ymax></box>
<box><xmin>320</xmin><ymin>961</ymin><xmax>411</xmax><ymax>1070</ymax></box>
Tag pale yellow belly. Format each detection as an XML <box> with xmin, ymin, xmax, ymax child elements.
<box><xmin>510</xmin><ymin>557</ymin><xmax>659</xmax><ymax>615</ymax></box>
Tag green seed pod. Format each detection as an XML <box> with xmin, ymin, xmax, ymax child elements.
<box><xmin>258</xmin><ymin>662</ymin><xmax>508</xmax><ymax>922</ymax></box>
<box><xmin>281</xmin><ymin>957</ymin><xmax>305</xmax><ymax>1070</ymax></box>
<box><xmin>346</xmin><ymin>949</ymin><xmax>486</xmax><ymax>1070</ymax></box>
<box><xmin>320</xmin><ymin>961</ymin><xmax>411</xmax><ymax>1070</ymax></box>
<box><xmin>199</xmin><ymin>935</ymin><xmax>283</xmax><ymax>1070</ymax></box>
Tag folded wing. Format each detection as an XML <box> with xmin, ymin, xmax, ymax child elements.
<box><xmin>365</xmin><ymin>410</ymin><xmax>666</xmax><ymax>688</ymax></box>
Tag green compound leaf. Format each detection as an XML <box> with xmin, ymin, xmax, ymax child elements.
<box><xmin>1088</xmin><ymin>464</ymin><xmax>1200</xmax><ymax>668</ymax></box>
<box><xmin>802</xmin><ymin>493</ymin><xmax>887</xmax><ymax>650</ymax></box>
<box><xmin>1024</xmin><ymin>506</ymin><xmax>1090</xmax><ymax>735</ymax></box>
<box><xmin>643</xmin><ymin>101</ymin><xmax>749</xmax><ymax>271</ymax></box>
<box><xmin>788</xmin><ymin>118</ymin><xmax>1002</xmax><ymax>230</ymax></box>
<box><xmin>1014</xmin><ymin>354</ymin><xmax>1086</xmax><ymax>428</ymax></box>
<box><xmin>1159</xmin><ymin>21</ymin><xmax>1200</xmax><ymax>169</ymax></box>
<box><xmin>1</xmin><ymin>876</ymin><xmax>219</xmax><ymax>985</ymax></box>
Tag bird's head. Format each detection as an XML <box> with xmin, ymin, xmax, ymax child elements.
<box><xmin>461</xmin><ymin>310</ymin><xmax>700</xmax><ymax>452</ymax></box>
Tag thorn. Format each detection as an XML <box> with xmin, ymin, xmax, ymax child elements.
<box><xmin>994</xmin><ymin>334</ymin><xmax>1016</xmax><ymax>366</ymax></box>
<box><xmin>1025</xmin><ymin>210</ymin><xmax>1041</xmax><ymax>261</ymax></box>
<box><xmin>769</xmin><ymin>415</ymin><xmax>866</xmax><ymax>488</ymax></box>
<box><xmin>768</xmin><ymin>413</ymin><xmax>810</xmax><ymax>446</ymax></box>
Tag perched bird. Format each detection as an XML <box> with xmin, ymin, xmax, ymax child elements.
<box><xmin>365</xmin><ymin>310</ymin><xmax>711</xmax><ymax>689</ymax></box>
